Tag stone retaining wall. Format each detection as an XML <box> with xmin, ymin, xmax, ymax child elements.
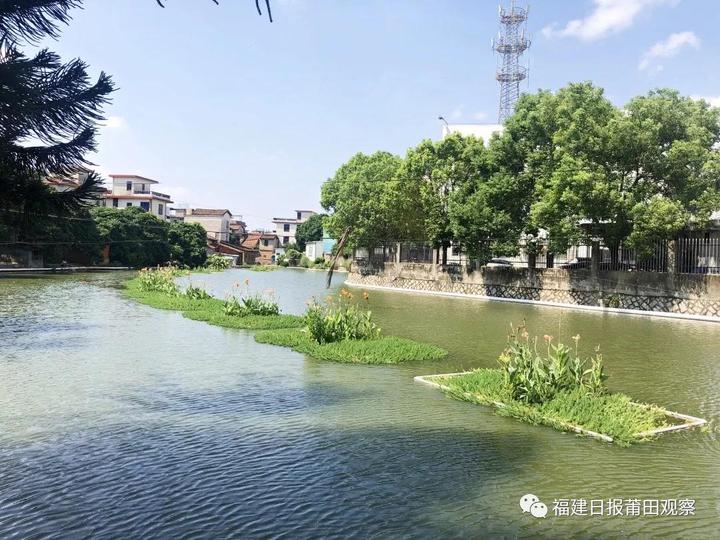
<box><xmin>345</xmin><ymin>264</ymin><xmax>720</xmax><ymax>318</ymax></box>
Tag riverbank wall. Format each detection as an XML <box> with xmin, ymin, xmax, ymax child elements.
<box><xmin>345</xmin><ymin>263</ymin><xmax>720</xmax><ymax>319</ymax></box>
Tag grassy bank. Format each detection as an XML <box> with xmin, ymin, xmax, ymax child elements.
<box><xmin>255</xmin><ymin>328</ymin><xmax>448</xmax><ymax>364</ymax></box>
<box><xmin>124</xmin><ymin>278</ymin><xmax>303</xmax><ymax>330</ymax></box>
<box><xmin>431</xmin><ymin>369</ymin><xmax>668</xmax><ymax>445</ymax></box>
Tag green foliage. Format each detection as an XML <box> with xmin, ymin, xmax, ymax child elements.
<box><xmin>184</xmin><ymin>284</ymin><xmax>211</xmax><ymax>300</ymax></box>
<box><xmin>205</xmin><ymin>253</ymin><xmax>231</xmax><ymax>271</ymax></box>
<box><xmin>183</xmin><ymin>311</ymin><xmax>303</xmax><ymax>330</ymax></box>
<box><xmin>124</xmin><ymin>275</ymin><xmax>300</xmax><ymax>331</ymax></box>
<box><xmin>224</xmin><ymin>294</ymin><xmax>280</xmax><ymax>317</ymax></box>
<box><xmin>304</xmin><ymin>288</ymin><xmax>381</xmax><ymax>344</ymax></box>
<box><xmin>92</xmin><ymin>207</ymin><xmax>170</xmax><ymax>267</ymax></box>
<box><xmin>255</xmin><ymin>328</ymin><xmax>448</xmax><ymax>364</ymax></box>
<box><xmin>295</xmin><ymin>213</ymin><xmax>325</xmax><ymax>250</ymax></box>
<box><xmin>497</xmin><ymin>326</ymin><xmax>607</xmax><ymax>404</ymax></box>
<box><xmin>168</xmin><ymin>221</ymin><xmax>207</xmax><ymax>267</ymax></box>
<box><xmin>0</xmin><ymin>2</ymin><xmax>114</xmax><ymax>244</ymax></box>
<box><xmin>299</xmin><ymin>255</ymin><xmax>311</xmax><ymax>268</ymax></box>
<box><xmin>279</xmin><ymin>248</ymin><xmax>302</xmax><ymax>266</ymax></box>
<box><xmin>524</xmin><ymin>84</ymin><xmax>720</xmax><ymax>250</ymax></box>
<box><xmin>321</xmin><ymin>151</ymin><xmax>421</xmax><ymax>248</ymax></box>
<box><xmin>437</xmin><ymin>369</ymin><xmax>667</xmax><ymax>445</ymax></box>
<box><xmin>136</xmin><ymin>267</ymin><xmax>180</xmax><ymax>295</ymax></box>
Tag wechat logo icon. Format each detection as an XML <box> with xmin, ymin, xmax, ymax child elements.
<box><xmin>520</xmin><ymin>494</ymin><xmax>548</xmax><ymax>518</ymax></box>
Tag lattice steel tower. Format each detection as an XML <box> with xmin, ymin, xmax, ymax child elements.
<box><xmin>493</xmin><ymin>2</ymin><xmax>530</xmax><ymax>123</ymax></box>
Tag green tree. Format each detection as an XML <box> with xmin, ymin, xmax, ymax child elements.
<box><xmin>295</xmin><ymin>213</ymin><xmax>325</xmax><ymax>251</ymax></box>
<box><xmin>168</xmin><ymin>221</ymin><xmax>207</xmax><ymax>267</ymax></box>
<box><xmin>0</xmin><ymin>1</ymin><xmax>114</xmax><ymax>243</ymax></box>
<box><xmin>91</xmin><ymin>207</ymin><xmax>170</xmax><ymax>267</ymax></box>
<box><xmin>400</xmin><ymin>134</ymin><xmax>498</xmax><ymax>263</ymax></box>
<box><xmin>525</xmin><ymin>84</ymin><xmax>720</xmax><ymax>254</ymax></box>
<box><xmin>321</xmin><ymin>151</ymin><xmax>420</xmax><ymax>249</ymax></box>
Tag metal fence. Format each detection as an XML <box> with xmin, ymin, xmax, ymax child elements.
<box><xmin>354</xmin><ymin>237</ymin><xmax>720</xmax><ymax>275</ymax></box>
<box><xmin>676</xmin><ymin>237</ymin><xmax>720</xmax><ymax>274</ymax></box>
<box><xmin>399</xmin><ymin>242</ymin><xmax>434</xmax><ymax>263</ymax></box>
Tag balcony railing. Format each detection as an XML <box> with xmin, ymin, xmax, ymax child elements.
<box><xmin>132</xmin><ymin>189</ymin><xmax>171</xmax><ymax>200</ymax></box>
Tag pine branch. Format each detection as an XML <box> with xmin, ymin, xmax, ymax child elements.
<box><xmin>0</xmin><ymin>45</ymin><xmax>114</xmax><ymax>149</ymax></box>
<box><xmin>0</xmin><ymin>0</ymin><xmax>80</xmax><ymax>43</ymax></box>
<box><xmin>45</xmin><ymin>169</ymin><xmax>105</xmax><ymax>213</ymax></box>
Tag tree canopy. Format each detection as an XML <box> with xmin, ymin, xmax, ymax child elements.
<box><xmin>321</xmin><ymin>151</ymin><xmax>421</xmax><ymax>249</ymax></box>
<box><xmin>320</xmin><ymin>84</ymin><xmax>720</xmax><ymax>263</ymax></box>
<box><xmin>168</xmin><ymin>221</ymin><xmax>208</xmax><ymax>267</ymax></box>
<box><xmin>295</xmin><ymin>213</ymin><xmax>325</xmax><ymax>251</ymax></box>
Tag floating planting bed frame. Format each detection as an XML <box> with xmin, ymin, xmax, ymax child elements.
<box><xmin>414</xmin><ymin>372</ymin><xmax>707</xmax><ymax>444</ymax></box>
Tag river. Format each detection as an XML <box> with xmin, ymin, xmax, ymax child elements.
<box><xmin>1</xmin><ymin>268</ymin><xmax>718</xmax><ymax>538</ymax></box>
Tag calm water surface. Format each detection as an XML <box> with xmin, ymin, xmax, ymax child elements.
<box><xmin>1</xmin><ymin>268</ymin><xmax>719</xmax><ymax>538</ymax></box>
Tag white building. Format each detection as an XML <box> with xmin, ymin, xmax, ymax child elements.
<box><xmin>441</xmin><ymin>123</ymin><xmax>504</xmax><ymax>143</ymax></box>
<box><xmin>184</xmin><ymin>209</ymin><xmax>233</xmax><ymax>242</ymax></box>
<box><xmin>272</xmin><ymin>210</ymin><xmax>317</xmax><ymax>246</ymax></box>
<box><xmin>105</xmin><ymin>174</ymin><xmax>173</xmax><ymax>219</ymax></box>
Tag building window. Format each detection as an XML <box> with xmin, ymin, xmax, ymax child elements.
<box><xmin>283</xmin><ymin>223</ymin><xmax>290</xmax><ymax>232</ymax></box>
<box><xmin>263</xmin><ymin>239</ymin><xmax>269</xmax><ymax>246</ymax></box>
<box><xmin>283</xmin><ymin>236</ymin><xmax>289</xmax><ymax>244</ymax></box>
<box><xmin>141</xmin><ymin>184</ymin><xmax>146</xmax><ymax>192</ymax></box>
<box><xmin>112</xmin><ymin>198</ymin><xmax>118</xmax><ymax>207</ymax></box>
<box><xmin>126</xmin><ymin>181</ymin><xmax>132</xmax><ymax>191</ymax></box>
<box><xmin>158</xmin><ymin>203</ymin><xmax>164</xmax><ymax>216</ymax></box>
<box><xmin>140</xmin><ymin>201</ymin><xmax>150</xmax><ymax>211</ymax></box>
<box><xmin>126</xmin><ymin>202</ymin><xmax>132</xmax><ymax>207</ymax></box>
<box><xmin>296</xmin><ymin>211</ymin><xmax>301</xmax><ymax>220</ymax></box>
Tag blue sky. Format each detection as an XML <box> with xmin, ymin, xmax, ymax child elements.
<box><xmin>43</xmin><ymin>0</ymin><xmax>720</xmax><ymax>229</ymax></box>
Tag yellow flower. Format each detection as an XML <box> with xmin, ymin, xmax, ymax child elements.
<box><xmin>543</xmin><ymin>334</ymin><xmax>553</xmax><ymax>343</ymax></box>
<box><xmin>244</xmin><ymin>278</ymin><xmax>250</xmax><ymax>286</ymax></box>
<box><xmin>362</xmin><ymin>292</ymin><xmax>369</xmax><ymax>301</ymax></box>
<box><xmin>572</xmin><ymin>334</ymin><xmax>581</xmax><ymax>343</ymax></box>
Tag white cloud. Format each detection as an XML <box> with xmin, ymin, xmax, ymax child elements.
<box><xmin>450</xmin><ymin>107</ymin><xmax>463</xmax><ymax>119</ymax></box>
<box><xmin>102</xmin><ymin>116</ymin><xmax>127</xmax><ymax>129</ymax></box>
<box><xmin>638</xmin><ymin>31</ymin><xmax>700</xmax><ymax>71</ymax></box>
<box><xmin>691</xmin><ymin>95</ymin><xmax>720</xmax><ymax>107</ymax></box>
<box><xmin>473</xmin><ymin>111</ymin><xmax>488</xmax><ymax>121</ymax></box>
<box><xmin>543</xmin><ymin>0</ymin><xmax>679</xmax><ymax>42</ymax></box>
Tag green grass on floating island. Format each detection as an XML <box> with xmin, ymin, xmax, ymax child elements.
<box><xmin>237</xmin><ymin>264</ymin><xmax>279</xmax><ymax>272</ymax></box>
<box><xmin>255</xmin><ymin>328</ymin><xmax>448</xmax><ymax>364</ymax></box>
<box><xmin>123</xmin><ymin>278</ymin><xmax>303</xmax><ymax>330</ymax></box>
<box><xmin>428</xmin><ymin>369</ymin><xmax>671</xmax><ymax>446</ymax></box>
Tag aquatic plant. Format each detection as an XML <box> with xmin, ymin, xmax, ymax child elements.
<box><xmin>224</xmin><ymin>294</ymin><xmax>280</xmax><ymax>317</ymax></box>
<box><xmin>124</xmin><ymin>276</ymin><xmax>301</xmax><ymax>330</ymax></box>
<box><xmin>184</xmin><ymin>284</ymin><xmax>212</xmax><ymax>300</ymax></box>
<box><xmin>255</xmin><ymin>328</ymin><xmax>447</xmax><ymax>364</ymax></box>
<box><xmin>304</xmin><ymin>289</ymin><xmax>380</xmax><ymax>344</ymax></box>
<box><xmin>136</xmin><ymin>267</ymin><xmax>180</xmax><ymax>295</ymax></box>
<box><xmin>497</xmin><ymin>325</ymin><xmax>607</xmax><ymax>404</ymax></box>
<box><xmin>436</xmin><ymin>369</ymin><xmax>667</xmax><ymax>445</ymax></box>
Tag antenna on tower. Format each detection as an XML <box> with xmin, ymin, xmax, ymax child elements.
<box><xmin>493</xmin><ymin>1</ymin><xmax>531</xmax><ymax>123</ymax></box>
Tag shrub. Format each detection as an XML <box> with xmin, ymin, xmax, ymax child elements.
<box><xmin>299</xmin><ymin>255</ymin><xmax>311</xmax><ymax>268</ymax></box>
<box><xmin>283</xmin><ymin>248</ymin><xmax>302</xmax><ymax>266</ymax></box>
<box><xmin>136</xmin><ymin>267</ymin><xmax>179</xmax><ymax>295</ymax></box>
<box><xmin>497</xmin><ymin>325</ymin><xmax>607</xmax><ymax>404</ymax></box>
<box><xmin>205</xmin><ymin>254</ymin><xmax>231</xmax><ymax>271</ymax></box>
<box><xmin>224</xmin><ymin>294</ymin><xmax>280</xmax><ymax>317</ymax></box>
<box><xmin>185</xmin><ymin>284</ymin><xmax>211</xmax><ymax>300</ymax></box>
<box><xmin>304</xmin><ymin>288</ymin><xmax>380</xmax><ymax>344</ymax></box>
